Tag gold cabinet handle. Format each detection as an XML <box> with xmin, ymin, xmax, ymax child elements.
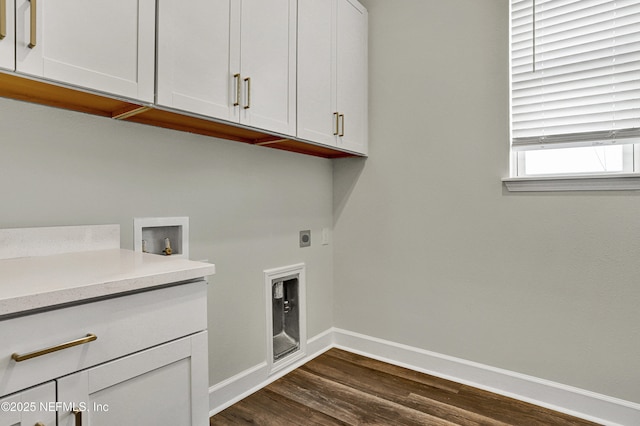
<box><xmin>72</xmin><ymin>408</ymin><xmax>83</xmax><ymax>426</ymax></box>
<box><xmin>339</xmin><ymin>114</ymin><xmax>345</xmax><ymax>137</ymax></box>
<box><xmin>233</xmin><ymin>73</ymin><xmax>240</xmax><ymax>107</ymax></box>
<box><xmin>243</xmin><ymin>77</ymin><xmax>251</xmax><ymax>109</ymax></box>
<box><xmin>35</xmin><ymin>423</ymin><xmax>46</xmax><ymax>426</ymax></box>
<box><xmin>11</xmin><ymin>333</ymin><xmax>97</xmax><ymax>362</ymax></box>
<box><xmin>0</xmin><ymin>0</ymin><xmax>6</xmax><ymax>40</ymax></box>
<box><xmin>333</xmin><ymin>112</ymin><xmax>339</xmax><ymax>136</ymax></box>
<box><xmin>28</xmin><ymin>0</ymin><xmax>37</xmax><ymax>48</ymax></box>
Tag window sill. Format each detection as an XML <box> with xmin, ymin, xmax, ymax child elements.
<box><xmin>502</xmin><ymin>173</ymin><xmax>640</xmax><ymax>192</ymax></box>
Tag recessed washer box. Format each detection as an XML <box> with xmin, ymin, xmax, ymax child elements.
<box><xmin>134</xmin><ymin>217</ymin><xmax>189</xmax><ymax>259</ymax></box>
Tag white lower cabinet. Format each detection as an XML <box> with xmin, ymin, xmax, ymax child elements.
<box><xmin>0</xmin><ymin>382</ymin><xmax>56</xmax><ymax>426</ymax></box>
<box><xmin>57</xmin><ymin>332</ymin><xmax>208</xmax><ymax>426</ymax></box>
<box><xmin>0</xmin><ymin>281</ymin><xmax>209</xmax><ymax>426</ymax></box>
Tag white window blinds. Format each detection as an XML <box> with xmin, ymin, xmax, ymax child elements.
<box><xmin>510</xmin><ymin>0</ymin><xmax>640</xmax><ymax>151</ymax></box>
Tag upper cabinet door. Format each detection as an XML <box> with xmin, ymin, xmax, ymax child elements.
<box><xmin>238</xmin><ymin>0</ymin><xmax>297</xmax><ymax>136</ymax></box>
<box><xmin>156</xmin><ymin>0</ymin><xmax>295</xmax><ymax>136</ymax></box>
<box><xmin>0</xmin><ymin>0</ymin><xmax>15</xmax><ymax>71</ymax></box>
<box><xmin>157</xmin><ymin>0</ymin><xmax>238</xmax><ymax>121</ymax></box>
<box><xmin>336</xmin><ymin>0</ymin><xmax>368</xmax><ymax>154</ymax></box>
<box><xmin>297</xmin><ymin>0</ymin><xmax>337</xmax><ymax>146</ymax></box>
<box><xmin>15</xmin><ymin>0</ymin><xmax>155</xmax><ymax>102</ymax></box>
<box><xmin>297</xmin><ymin>0</ymin><xmax>367</xmax><ymax>155</ymax></box>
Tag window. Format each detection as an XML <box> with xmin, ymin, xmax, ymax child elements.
<box><xmin>509</xmin><ymin>0</ymin><xmax>640</xmax><ymax>180</ymax></box>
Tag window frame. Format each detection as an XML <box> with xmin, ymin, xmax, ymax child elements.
<box><xmin>505</xmin><ymin>0</ymin><xmax>640</xmax><ymax>191</ymax></box>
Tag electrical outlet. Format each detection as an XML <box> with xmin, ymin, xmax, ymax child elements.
<box><xmin>322</xmin><ymin>228</ymin><xmax>330</xmax><ymax>245</ymax></box>
<box><xmin>299</xmin><ymin>230</ymin><xmax>311</xmax><ymax>248</ymax></box>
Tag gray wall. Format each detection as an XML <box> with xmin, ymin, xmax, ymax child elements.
<box><xmin>3</xmin><ymin>0</ymin><xmax>639</xmax><ymax>406</ymax></box>
<box><xmin>0</xmin><ymin>97</ymin><xmax>334</xmax><ymax>385</ymax></box>
<box><xmin>334</xmin><ymin>0</ymin><xmax>640</xmax><ymax>404</ymax></box>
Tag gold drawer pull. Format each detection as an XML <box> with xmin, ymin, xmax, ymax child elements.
<box><xmin>72</xmin><ymin>407</ymin><xmax>83</xmax><ymax>426</ymax></box>
<box><xmin>28</xmin><ymin>0</ymin><xmax>36</xmax><ymax>48</ymax></box>
<box><xmin>11</xmin><ymin>333</ymin><xmax>97</xmax><ymax>362</ymax></box>
<box><xmin>0</xmin><ymin>0</ymin><xmax>6</xmax><ymax>40</ymax></box>
<box><xmin>233</xmin><ymin>73</ymin><xmax>241</xmax><ymax>107</ymax></box>
<box><xmin>243</xmin><ymin>77</ymin><xmax>251</xmax><ymax>109</ymax></box>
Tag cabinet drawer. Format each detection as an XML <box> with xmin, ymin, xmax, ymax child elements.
<box><xmin>0</xmin><ymin>281</ymin><xmax>207</xmax><ymax>396</ymax></box>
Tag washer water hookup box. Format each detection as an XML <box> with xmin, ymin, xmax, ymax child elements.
<box><xmin>134</xmin><ymin>217</ymin><xmax>189</xmax><ymax>259</ymax></box>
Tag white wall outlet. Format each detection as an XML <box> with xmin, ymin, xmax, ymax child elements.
<box><xmin>321</xmin><ymin>228</ymin><xmax>330</xmax><ymax>245</ymax></box>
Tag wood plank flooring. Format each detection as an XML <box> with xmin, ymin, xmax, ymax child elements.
<box><xmin>210</xmin><ymin>348</ymin><xmax>601</xmax><ymax>425</ymax></box>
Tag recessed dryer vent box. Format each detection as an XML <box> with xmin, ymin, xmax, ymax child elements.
<box><xmin>134</xmin><ymin>217</ymin><xmax>189</xmax><ymax>259</ymax></box>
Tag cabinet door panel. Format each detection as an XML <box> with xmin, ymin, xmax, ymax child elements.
<box><xmin>0</xmin><ymin>0</ymin><xmax>15</xmax><ymax>71</ymax></box>
<box><xmin>16</xmin><ymin>0</ymin><xmax>155</xmax><ymax>102</ymax></box>
<box><xmin>297</xmin><ymin>0</ymin><xmax>337</xmax><ymax>146</ymax></box>
<box><xmin>240</xmin><ymin>0</ymin><xmax>296</xmax><ymax>136</ymax></box>
<box><xmin>336</xmin><ymin>0</ymin><xmax>367</xmax><ymax>154</ymax></box>
<box><xmin>57</xmin><ymin>333</ymin><xmax>208</xmax><ymax>426</ymax></box>
<box><xmin>0</xmin><ymin>382</ymin><xmax>56</xmax><ymax>426</ymax></box>
<box><xmin>157</xmin><ymin>0</ymin><xmax>237</xmax><ymax>121</ymax></box>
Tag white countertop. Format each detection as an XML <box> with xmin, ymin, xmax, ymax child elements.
<box><xmin>0</xmin><ymin>249</ymin><xmax>216</xmax><ymax>318</ymax></box>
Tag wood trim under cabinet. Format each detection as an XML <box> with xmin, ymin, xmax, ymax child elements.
<box><xmin>0</xmin><ymin>71</ymin><xmax>361</xmax><ymax>159</ymax></box>
<box><xmin>0</xmin><ymin>72</ymin><xmax>138</xmax><ymax>117</ymax></box>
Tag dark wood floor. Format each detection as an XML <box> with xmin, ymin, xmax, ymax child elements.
<box><xmin>210</xmin><ymin>348</ymin><xmax>600</xmax><ymax>425</ymax></box>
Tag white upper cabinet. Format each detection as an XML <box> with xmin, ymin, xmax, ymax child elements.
<box><xmin>157</xmin><ymin>0</ymin><xmax>297</xmax><ymax>137</ymax></box>
<box><xmin>298</xmin><ymin>0</ymin><xmax>368</xmax><ymax>155</ymax></box>
<box><xmin>237</xmin><ymin>0</ymin><xmax>297</xmax><ymax>136</ymax></box>
<box><xmin>0</xmin><ymin>0</ymin><xmax>366</xmax><ymax>157</ymax></box>
<box><xmin>157</xmin><ymin>0</ymin><xmax>236</xmax><ymax>121</ymax></box>
<box><xmin>336</xmin><ymin>0</ymin><xmax>368</xmax><ymax>154</ymax></box>
<box><xmin>15</xmin><ymin>0</ymin><xmax>155</xmax><ymax>102</ymax></box>
<box><xmin>0</xmin><ymin>0</ymin><xmax>15</xmax><ymax>70</ymax></box>
<box><xmin>297</xmin><ymin>0</ymin><xmax>336</xmax><ymax>147</ymax></box>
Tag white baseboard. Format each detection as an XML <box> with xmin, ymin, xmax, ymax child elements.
<box><xmin>333</xmin><ymin>328</ymin><xmax>640</xmax><ymax>426</ymax></box>
<box><xmin>208</xmin><ymin>328</ymin><xmax>333</xmax><ymax>416</ymax></box>
<box><xmin>209</xmin><ymin>327</ymin><xmax>640</xmax><ymax>425</ymax></box>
